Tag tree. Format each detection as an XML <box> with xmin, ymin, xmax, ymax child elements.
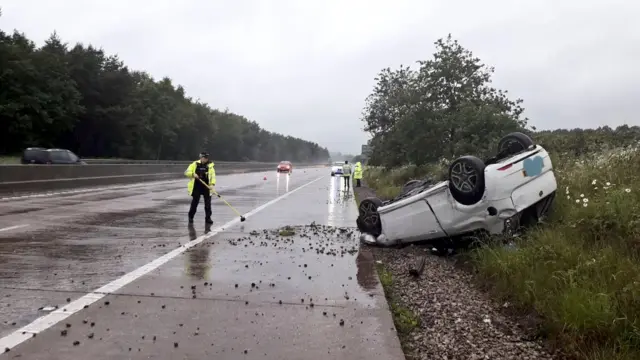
<box><xmin>362</xmin><ymin>34</ymin><xmax>527</xmax><ymax>167</ymax></box>
<box><xmin>0</xmin><ymin>15</ymin><xmax>330</xmax><ymax>162</ymax></box>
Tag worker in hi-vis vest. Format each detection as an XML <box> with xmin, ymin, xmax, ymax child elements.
<box><xmin>184</xmin><ymin>151</ymin><xmax>216</xmax><ymax>224</ymax></box>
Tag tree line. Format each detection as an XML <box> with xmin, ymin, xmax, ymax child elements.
<box><xmin>0</xmin><ymin>15</ymin><xmax>330</xmax><ymax>162</ymax></box>
<box><xmin>361</xmin><ymin>34</ymin><xmax>640</xmax><ymax>168</ymax></box>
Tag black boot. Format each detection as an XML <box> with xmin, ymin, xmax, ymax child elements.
<box><xmin>205</xmin><ymin>217</ymin><xmax>213</xmax><ymax>224</ymax></box>
<box><xmin>188</xmin><ymin>217</ymin><xmax>194</xmax><ymax>224</ymax></box>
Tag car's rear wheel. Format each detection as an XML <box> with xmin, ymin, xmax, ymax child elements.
<box><xmin>497</xmin><ymin>132</ymin><xmax>534</xmax><ymax>157</ymax></box>
<box><xmin>448</xmin><ymin>156</ymin><xmax>486</xmax><ymax>205</ymax></box>
<box><xmin>357</xmin><ymin>197</ymin><xmax>383</xmax><ymax>237</ymax></box>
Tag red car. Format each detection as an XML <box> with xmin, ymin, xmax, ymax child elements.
<box><xmin>277</xmin><ymin>161</ymin><xmax>293</xmax><ymax>173</ymax></box>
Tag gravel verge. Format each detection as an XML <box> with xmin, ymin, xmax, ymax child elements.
<box><xmin>354</xmin><ymin>185</ymin><xmax>561</xmax><ymax>360</ymax></box>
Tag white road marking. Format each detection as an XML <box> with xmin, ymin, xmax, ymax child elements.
<box><xmin>0</xmin><ymin>179</ymin><xmax>182</xmax><ymax>202</ymax></box>
<box><xmin>0</xmin><ymin>170</ymin><xmax>278</xmax><ymax>202</ymax></box>
<box><xmin>0</xmin><ymin>175</ymin><xmax>325</xmax><ymax>351</ymax></box>
<box><xmin>0</xmin><ymin>224</ymin><xmax>29</xmax><ymax>232</ymax></box>
<box><xmin>0</xmin><ymin>173</ymin><xmax>179</xmax><ymax>186</ymax></box>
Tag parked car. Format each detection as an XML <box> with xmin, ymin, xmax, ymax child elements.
<box><xmin>357</xmin><ymin>132</ymin><xmax>557</xmax><ymax>247</ymax></box>
<box><xmin>330</xmin><ymin>162</ymin><xmax>344</xmax><ymax>176</ymax></box>
<box><xmin>277</xmin><ymin>161</ymin><xmax>293</xmax><ymax>173</ymax></box>
<box><xmin>21</xmin><ymin>147</ymin><xmax>86</xmax><ymax>165</ymax></box>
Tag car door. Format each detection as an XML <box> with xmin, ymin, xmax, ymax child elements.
<box><xmin>377</xmin><ymin>187</ymin><xmax>448</xmax><ymax>242</ymax></box>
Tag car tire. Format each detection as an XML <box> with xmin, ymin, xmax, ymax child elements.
<box><xmin>331</xmin><ymin>172</ymin><xmax>334</xmax><ymax>176</ymax></box>
<box><xmin>357</xmin><ymin>197</ymin><xmax>383</xmax><ymax>237</ymax></box>
<box><xmin>448</xmin><ymin>155</ymin><xmax>486</xmax><ymax>205</ymax></box>
<box><xmin>497</xmin><ymin>132</ymin><xmax>534</xmax><ymax>157</ymax></box>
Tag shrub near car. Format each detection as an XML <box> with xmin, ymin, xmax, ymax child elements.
<box><xmin>277</xmin><ymin>161</ymin><xmax>292</xmax><ymax>173</ymax></box>
<box><xmin>357</xmin><ymin>132</ymin><xmax>557</xmax><ymax>247</ymax></box>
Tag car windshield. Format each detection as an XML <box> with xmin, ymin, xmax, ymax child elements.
<box><xmin>333</xmin><ymin>162</ymin><xmax>343</xmax><ymax>166</ymax></box>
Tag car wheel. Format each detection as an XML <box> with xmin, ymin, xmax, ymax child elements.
<box><xmin>497</xmin><ymin>132</ymin><xmax>534</xmax><ymax>157</ymax></box>
<box><xmin>448</xmin><ymin>156</ymin><xmax>486</xmax><ymax>205</ymax></box>
<box><xmin>357</xmin><ymin>197</ymin><xmax>383</xmax><ymax>237</ymax></box>
<box><xmin>331</xmin><ymin>172</ymin><xmax>334</xmax><ymax>176</ymax></box>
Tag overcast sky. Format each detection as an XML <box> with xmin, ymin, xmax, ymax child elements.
<box><xmin>2</xmin><ymin>0</ymin><xmax>638</xmax><ymax>154</ymax></box>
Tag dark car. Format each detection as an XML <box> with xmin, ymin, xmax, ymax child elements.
<box><xmin>21</xmin><ymin>148</ymin><xmax>85</xmax><ymax>165</ymax></box>
<box><xmin>21</xmin><ymin>147</ymin><xmax>49</xmax><ymax>164</ymax></box>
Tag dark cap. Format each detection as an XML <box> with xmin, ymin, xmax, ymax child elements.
<box><xmin>199</xmin><ymin>152</ymin><xmax>209</xmax><ymax>158</ymax></box>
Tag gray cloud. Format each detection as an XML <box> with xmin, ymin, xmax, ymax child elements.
<box><xmin>2</xmin><ymin>0</ymin><xmax>638</xmax><ymax>153</ymax></box>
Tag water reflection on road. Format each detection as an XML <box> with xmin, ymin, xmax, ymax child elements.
<box><xmin>327</xmin><ymin>176</ymin><xmax>354</xmax><ymax>227</ymax></box>
<box><xmin>276</xmin><ymin>172</ymin><xmax>290</xmax><ymax>195</ymax></box>
<box><xmin>185</xmin><ymin>223</ymin><xmax>212</xmax><ymax>280</ymax></box>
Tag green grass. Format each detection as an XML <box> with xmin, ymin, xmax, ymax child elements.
<box><xmin>278</xmin><ymin>226</ymin><xmax>296</xmax><ymax>236</ymax></box>
<box><xmin>375</xmin><ymin>263</ymin><xmax>421</xmax><ymax>337</ymax></box>
<box><xmin>363</xmin><ymin>163</ymin><xmax>447</xmax><ymax>200</ymax></box>
<box><xmin>363</xmin><ymin>147</ymin><xmax>640</xmax><ymax>360</ymax></box>
<box><xmin>0</xmin><ymin>156</ymin><xmax>19</xmax><ymax>164</ymax></box>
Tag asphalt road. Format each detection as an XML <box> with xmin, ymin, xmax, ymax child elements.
<box><xmin>0</xmin><ymin>168</ymin><xmax>404</xmax><ymax>359</ymax></box>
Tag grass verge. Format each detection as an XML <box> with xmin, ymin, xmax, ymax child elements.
<box><xmin>362</xmin><ymin>147</ymin><xmax>640</xmax><ymax>360</ymax></box>
<box><xmin>0</xmin><ymin>156</ymin><xmax>19</xmax><ymax>164</ymax></box>
<box><xmin>375</xmin><ymin>263</ymin><xmax>421</xmax><ymax>343</ymax></box>
<box><xmin>353</xmin><ymin>185</ymin><xmax>421</xmax><ymax>353</ymax></box>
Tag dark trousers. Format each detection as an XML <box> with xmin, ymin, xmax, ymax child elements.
<box><xmin>356</xmin><ymin>178</ymin><xmax>361</xmax><ymax>187</ymax></box>
<box><xmin>188</xmin><ymin>185</ymin><xmax>212</xmax><ymax>219</ymax></box>
<box><xmin>343</xmin><ymin>175</ymin><xmax>350</xmax><ymax>188</ymax></box>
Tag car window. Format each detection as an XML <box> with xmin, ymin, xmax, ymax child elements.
<box><xmin>48</xmin><ymin>150</ymin><xmax>70</xmax><ymax>162</ymax></box>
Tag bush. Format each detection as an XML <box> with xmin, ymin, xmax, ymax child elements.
<box><xmin>363</xmin><ymin>146</ymin><xmax>640</xmax><ymax>359</ymax></box>
<box><xmin>363</xmin><ymin>162</ymin><xmax>447</xmax><ymax>200</ymax></box>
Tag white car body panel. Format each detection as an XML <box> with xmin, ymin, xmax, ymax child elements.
<box><xmin>331</xmin><ymin>162</ymin><xmax>344</xmax><ymax>176</ymax></box>
<box><xmin>372</xmin><ymin>145</ymin><xmax>557</xmax><ymax>246</ymax></box>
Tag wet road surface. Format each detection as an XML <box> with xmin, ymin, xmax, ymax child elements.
<box><xmin>0</xmin><ymin>169</ymin><xmax>404</xmax><ymax>359</ymax></box>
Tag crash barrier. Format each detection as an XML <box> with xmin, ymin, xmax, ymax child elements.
<box><xmin>82</xmin><ymin>159</ymin><xmax>261</xmax><ymax>165</ymax></box>
<box><xmin>0</xmin><ymin>162</ymin><xmax>321</xmax><ymax>196</ymax></box>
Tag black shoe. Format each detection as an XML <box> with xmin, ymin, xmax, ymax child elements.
<box><xmin>188</xmin><ymin>217</ymin><xmax>194</xmax><ymax>224</ymax></box>
<box><xmin>205</xmin><ymin>217</ymin><xmax>213</xmax><ymax>224</ymax></box>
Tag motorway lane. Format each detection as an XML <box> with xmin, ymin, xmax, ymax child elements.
<box><xmin>0</xmin><ymin>171</ymin><xmax>307</xmax><ymax>336</ymax></box>
<box><xmin>0</xmin><ymin>169</ymin><xmax>404</xmax><ymax>359</ymax></box>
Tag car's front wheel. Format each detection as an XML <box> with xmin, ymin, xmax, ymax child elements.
<box><xmin>448</xmin><ymin>156</ymin><xmax>486</xmax><ymax>205</ymax></box>
<box><xmin>357</xmin><ymin>197</ymin><xmax>383</xmax><ymax>237</ymax></box>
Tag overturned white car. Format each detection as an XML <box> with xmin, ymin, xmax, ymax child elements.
<box><xmin>357</xmin><ymin>132</ymin><xmax>557</xmax><ymax>247</ymax></box>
